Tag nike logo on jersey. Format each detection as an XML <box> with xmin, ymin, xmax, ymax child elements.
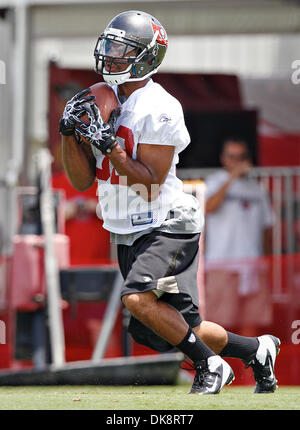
<box><xmin>159</xmin><ymin>114</ymin><xmax>172</xmax><ymax>123</ymax></box>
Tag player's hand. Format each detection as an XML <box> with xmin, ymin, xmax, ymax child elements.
<box><xmin>59</xmin><ymin>88</ymin><xmax>95</xmax><ymax>136</ymax></box>
<box><xmin>230</xmin><ymin>161</ymin><xmax>252</xmax><ymax>179</ymax></box>
<box><xmin>75</xmin><ymin>102</ymin><xmax>118</xmax><ymax>155</ymax></box>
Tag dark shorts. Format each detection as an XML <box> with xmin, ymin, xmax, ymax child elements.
<box><xmin>117</xmin><ymin>231</ymin><xmax>202</xmax><ymax>352</ymax></box>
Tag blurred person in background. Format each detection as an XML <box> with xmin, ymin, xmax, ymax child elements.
<box><xmin>204</xmin><ymin>137</ymin><xmax>274</xmax><ymax>337</ymax></box>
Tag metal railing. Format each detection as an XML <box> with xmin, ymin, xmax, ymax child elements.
<box><xmin>179</xmin><ymin>166</ymin><xmax>300</xmax><ymax>303</ymax></box>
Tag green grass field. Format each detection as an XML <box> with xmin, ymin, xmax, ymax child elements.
<box><xmin>0</xmin><ymin>385</ymin><xmax>299</xmax><ymax>410</ymax></box>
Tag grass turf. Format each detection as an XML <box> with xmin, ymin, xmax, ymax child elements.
<box><xmin>0</xmin><ymin>385</ymin><xmax>299</xmax><ymax>410</ymax></box>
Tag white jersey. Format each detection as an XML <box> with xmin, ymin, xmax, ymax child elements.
<box><xmin>204</xmin><ymin>170</ymin><xmax>274</xmax><ymax>261</ymax></box>
<box><xmin>91</xmin><ymin>79</ymin><xmax>203</xmax><ymax>236</ymax></box>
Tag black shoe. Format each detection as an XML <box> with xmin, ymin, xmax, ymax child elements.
<box><xmin>244</xmin><ymin>335</ymin><xmax>281</xmax><ymax>393</ymax></box>
<box><xmin>189</xmin><ymin>355</ymin><xmax>235</xmax><ymax>395</ymax></box>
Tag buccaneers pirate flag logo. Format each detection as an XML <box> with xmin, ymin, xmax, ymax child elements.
<box><xmin>152</xmin><ymin>22</ymin><xmax>168</xmax><ymax>46</ymax></box>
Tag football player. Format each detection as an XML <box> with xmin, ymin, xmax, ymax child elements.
<box><xmin>59</xmin><ymin>10</ymin><xmax>280</xmax><ymax>394</ymax></box>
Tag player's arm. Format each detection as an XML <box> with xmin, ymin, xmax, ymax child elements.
<box><xmin>62</xmin><ymin>135</ymin><xmax>96</xmax><ymax>192</ymax></box>
<box><xmin>205</xmin><ymin>179</ymin><xmax>233</xmax><ymax>213</ymax></box>
<box><xmin>74</xmin><ymin>101</ymin><xmax>174</xmax><ymax>200</ymax></box>
<box><xmin>206</xmin><ymin>161</ymin><xmax>252</xmax><ymax>213</ymax></box>
<box><xmin>59</xmin><ymin>88</ymin><xmax>97</xmax><ymax>192</ymax></box>
<box><xmin>107</xmin><ymin>143</ymin><xmax>175</xmax><ymax>201</ymax></box>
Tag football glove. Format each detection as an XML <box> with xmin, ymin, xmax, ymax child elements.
<box><xmin>59</xmin><ymin>88</ymin><xmax>95</xmax><ymax>136</ymax></box>
<box><xmin>75</xmin><ymin>102</ymin><xmax>118</xmax><ymax>155</ymax></box>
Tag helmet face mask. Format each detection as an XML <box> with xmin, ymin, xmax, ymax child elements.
<box><xmin>94</xmin><ymin>11</ymin><xmax>168</xmax><ymax>85</ymax></box>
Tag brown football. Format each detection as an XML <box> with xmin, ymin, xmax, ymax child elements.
<box><xmin>79</xmin><ymin>82</ymin><xmax>119</xmax><ymax>144</ymax></box>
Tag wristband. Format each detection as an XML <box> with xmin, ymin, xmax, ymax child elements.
<box><xmin>59</xmin><ymin>118</ymin><xmax>75</xmax><ymax>136</ymax></box>
<box><xmin>102</xmin><ymin>135</ymin><xmax>118</xmax><ymax>154</ymax></box>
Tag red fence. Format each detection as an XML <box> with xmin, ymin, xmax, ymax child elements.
<box><xmin>0</xmin><ymin>248</ymin><xmax>299</xmax><ymax>384</ymax></box>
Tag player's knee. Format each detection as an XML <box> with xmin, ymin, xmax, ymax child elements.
<box><xmin>122</xmin><ymin>293</ymin><xmax>139</xmax><ymax>312</ymax></box>
<box><xmin>122</xmin><ymin>291</ymin><xmax>156</xmax><ymax>317</ymax></box>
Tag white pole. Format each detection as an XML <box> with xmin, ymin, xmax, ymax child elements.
<box><xmin>11</xmin><ymin>2</ymin><xmax>28</xmax><ymax>181</ymax></box>
<box><xmin>91</xmin><ymin>271</ymin><xmax>123</xmax><ymax>362</ymax></box>
<box><xmin>37</xmin><ymin>148</ymin><xmax>65</xmax><ymax>368</ymax></box>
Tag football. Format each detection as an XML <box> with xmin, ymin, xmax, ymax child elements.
<box><xmin>79</xmin><ymin>82</ymin><xmax>119</xmax><ymax>144</ymax></box>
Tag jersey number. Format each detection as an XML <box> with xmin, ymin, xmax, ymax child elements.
<box><xmin>96</xmin><ymin>126</ymin><xmax>134</xmax><ymax>184</ymax></box>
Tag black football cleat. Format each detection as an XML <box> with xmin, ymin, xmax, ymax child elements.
<box><xmin>244</xmin><ymin>335</ymin><xmax>281</xmax><ymax>393</ymax></box>
<box><xmin>189</xmin><ymin>355</ymin><xmax>235</xmax><ymax>395</ymax></box>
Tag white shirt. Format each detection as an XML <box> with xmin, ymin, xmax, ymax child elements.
<box><xmin>92</xmin><ymin>79</ymin><xmax>204</xmax><ymax>237</ymax></box>
<box><xmin>204</xmin><ymin>170</ymin><xmax>274</xmax><ymax>261</ymax></box>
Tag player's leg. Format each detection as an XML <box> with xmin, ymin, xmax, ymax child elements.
<box><xmin>192</xmin><ymin>320</ymin><xmax>228</xmax><ymax>354</ymax></box>
<box><xmin>122</xmin><ymin>290</ymin><xmax>234</xmax><ymax>395</ymax></box>
<box><xmin>122</xmin><ymin>291</ymin><xmax>213</xmax><ymax>358</ymax></box>
<box><xmin>193</xmin><ymin>321</ymin><xmax>280</xmax><ymax>393</ymax></box>
<box><xmin>221</xmin><ymin>330</ymin><xmax>280</xmax><ymax>393</ymax></box>
<box><xmin>193</xmin><ymin>321</ymin><xmax>259</xmax><ymax>357</ymax></box>
<box><xmin>119</xmin><ymin>231</ymin><xmax>234</xmax><ymax>395</ymax></box>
